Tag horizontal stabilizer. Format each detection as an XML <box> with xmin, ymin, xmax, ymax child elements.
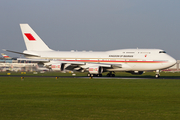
<box><xmin>2</xmin><ymin>49</ymin><xmax>40</xmax><ymax>57</ymax></box>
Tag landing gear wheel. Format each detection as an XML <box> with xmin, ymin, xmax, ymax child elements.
<box><xmin>107</xmin><ymin>73</ymin><xmax>110</xmax><ymax>77</ymax></box>
<box><xmin>87</xmin><ymin>73</ymin><xmax>91</xmax><ymax>77</ymax></box>
<box><xmin>106</xmin><ymin>72</ymin><xmax>115</xmax><ymax>77</ymax></box>
<box><xmin>88</xmin><ymin>74</ymin><xmax>102</xmax><ymax>77</ymax></box>
<box><xmin>97</xmin><ymin>74</ymin><xmax>102</xmax><ymax>77</ymax></box>
<box><xmin>155</xmin><ymin>74</ymin><xmax>160</xmax><ymax>78</ymax></box>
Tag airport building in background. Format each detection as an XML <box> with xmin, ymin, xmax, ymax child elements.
<box><xmin>0</xmin><ymin>57</ymin><xmax>37</xmax><ymax>72</ymax></box>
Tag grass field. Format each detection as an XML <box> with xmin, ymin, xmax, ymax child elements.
<box><xmin>1</xmin><ymin>71</ymin><xmax>180</xmax><ymax>78</ymax></box>
<box><xmin>0</xmin><ymin>76</ymin><xmax>180</xmax><ymax>120</ymax></box>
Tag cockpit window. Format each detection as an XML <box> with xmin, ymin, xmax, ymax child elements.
<box><xmin>159</xmin><ymin>51</ymin><xmax>166</xmax><ymax>53</ymax></box>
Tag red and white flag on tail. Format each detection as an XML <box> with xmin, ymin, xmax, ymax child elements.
<box><xmin>24</xmin><ymin>33</ymin><xmax>36</xmax><ymax>41</ymax></box>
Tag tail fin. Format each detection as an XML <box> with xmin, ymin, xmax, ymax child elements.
<box><xmin>1</xmin><ymin>53</ymin><xmax>11</xmax><ymax>59</ymax></box>
<box><xmin>20</xmin><ymin>24</ymin><xmax>52</xmax><ymax>51</ymax></box>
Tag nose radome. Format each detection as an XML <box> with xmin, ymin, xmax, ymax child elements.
<box><xmin>170</xmin><ymin>57</ymin><xmax>176</xmax><ymax>66</ymax></box>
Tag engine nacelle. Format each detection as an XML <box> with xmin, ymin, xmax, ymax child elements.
<box><xmin>128</xmin><ymin>71</ymin><xmax>144</xmax><ymax>75</ymax></box>
<box><xmin>51</xmin><ymin>63</ymin><xmax>65</xmax><ymax>71</ymax></box>
<box><xmin>89</xmin><ymin>66</ymin><xmax>103</xmax><ymax>74</ymax></box>
<box><xmin>37</xmin><ymin>62</ymin><xmax>45</xmax><ymax>68</ymax></box>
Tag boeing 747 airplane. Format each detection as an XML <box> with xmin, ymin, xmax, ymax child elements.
<box><xmin>4</xmin><ymin>24</ymin><xmax>176</xmax><ymax>77</ymax></box>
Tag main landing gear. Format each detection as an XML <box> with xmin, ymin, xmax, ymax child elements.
<box><xmin>155</xmin><ymin>70</ymin><xmax>160</xmax><ymax>78</ymax></box>
<box><xmin>106</xmin><ymin>72</ymin><xmax>115</xmax><ymax>77</ymax></box>
<box><xmin>87</xmin><ymin>72</ymin><xmax>116</xmax><ymax>77</ymax></box>
<box><xmin>87</xmin><ymin>73</ymin><xmax>102</xmax><ymax>77</ymax></box>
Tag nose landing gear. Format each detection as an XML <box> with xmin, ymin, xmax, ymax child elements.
<box><xmin>155</xmin><ymin>70</ymin><xmax>160</xmax><ymax>78</ymax></box>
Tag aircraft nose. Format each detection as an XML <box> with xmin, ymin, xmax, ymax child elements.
<box><xmin>169</xmin><ymin>57</ymin><xmax>176</xmax><ymax>66</ymax></box>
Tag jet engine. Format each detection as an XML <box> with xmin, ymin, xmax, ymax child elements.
<box><xmin>88</xmin><ymin>66</ymin><xmax>103</xmax><ymax>74</ymax></box>
<box><xmin>49</xmin><ymin>63</ymin><xmax>65</xmax><ymax>71</ymax></box>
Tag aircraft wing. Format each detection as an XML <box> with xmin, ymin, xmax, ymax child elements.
<box><xmin>61</xmin><ymin>62</ymin><xmax>122</xmax><ymax>72</ymax></box>
<box><xmin>17</xmin><ymin>58</ymin><xmax>87</xmax><ymax>66</ymax></box>
<box><xmin>17</xmin><ymin>58</ymin><xmax>50</xmax><ymax>62</ymax></box>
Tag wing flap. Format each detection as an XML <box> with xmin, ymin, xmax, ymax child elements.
<box><xmin>17</xmin><ymin>58</ymin><xmax>50</xmax><ymax>62</ymax></box>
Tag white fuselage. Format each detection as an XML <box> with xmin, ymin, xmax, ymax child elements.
<box><xmin>23</xmin><ymin>49</ymin><xmax>176</xmax><ymax>72</ymax></box>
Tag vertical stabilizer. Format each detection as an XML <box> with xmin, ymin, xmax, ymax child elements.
<box><xmin>20</xmin><ymin>24</ymin><xmax>52</xmax><ymax>51</ymax></box>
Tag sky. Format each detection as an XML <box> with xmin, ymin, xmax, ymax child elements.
<box><xmin>0</xmin><ymin>0</ymin><xmax>180</xmax><ymax>59</ymax></box>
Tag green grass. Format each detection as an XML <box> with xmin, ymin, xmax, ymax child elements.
<box><xmin>1</xmin><ymin>71</ymin><xmax>180</xmax><ymax>78</ymax></box>
<box><xmin>0</xmin><ymin>77</ymin><xmax>180</xmax><ymax>120</ymax></box>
